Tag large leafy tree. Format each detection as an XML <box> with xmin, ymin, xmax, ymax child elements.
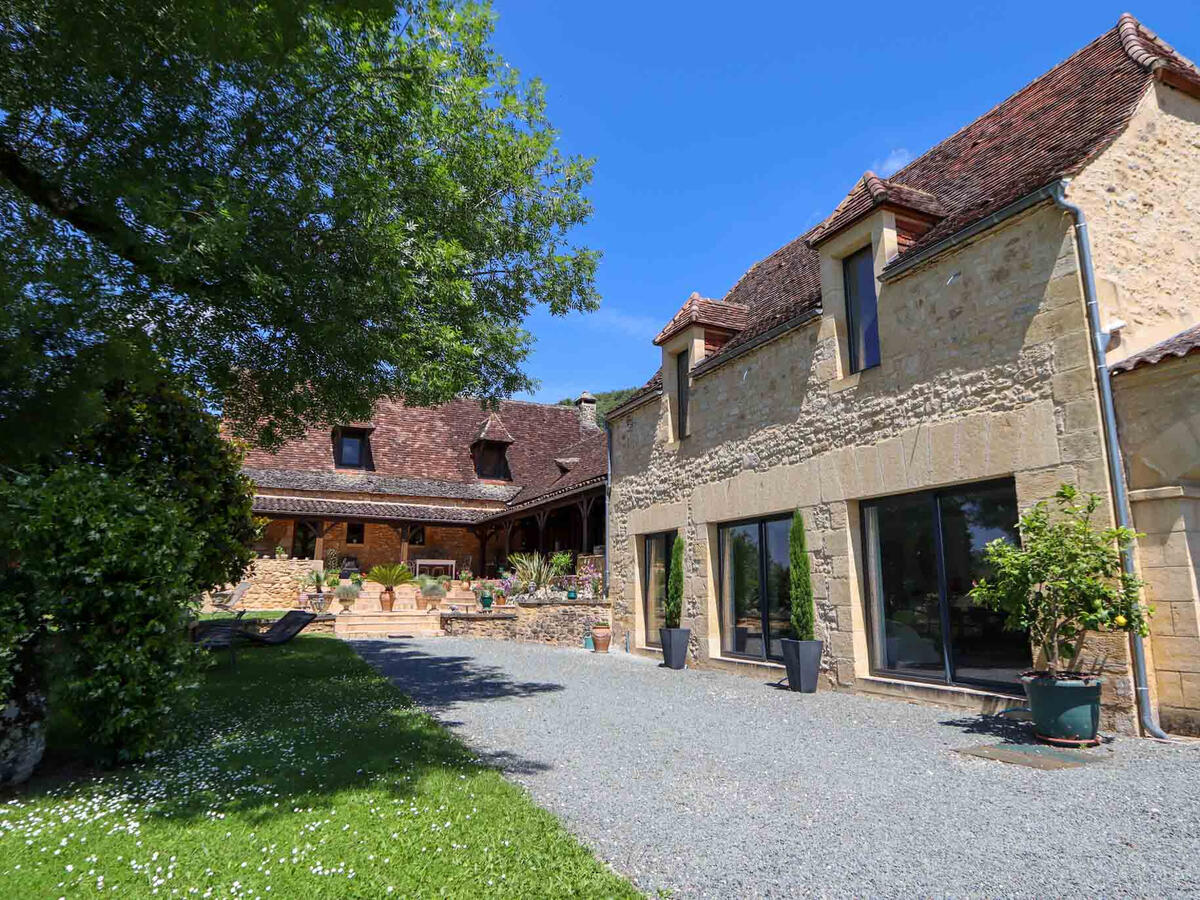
<box><xmin>0</xmin><ymin>0</ymin><xmax>599</xmax><ymax>461</ymax></box>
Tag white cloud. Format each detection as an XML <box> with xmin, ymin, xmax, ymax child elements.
<box><xmin>872</xmin><ymin>147</ymin><xmax>913</xmax><ymax>178</ymax></box>
<box><xmin>589</xmin><ymin>306</ymin><xmax>662</xmax><ymax>341</ymax></box>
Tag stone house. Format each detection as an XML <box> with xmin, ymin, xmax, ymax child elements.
<box><xmin>241</xmin><ymin>394</ymin><xmax>607</xmax><ymax>578</ymax></box>
<box><xmin>605</xmin><ymin>15</ymin><xmax>1200</xmax><ymax>736</ymax></box>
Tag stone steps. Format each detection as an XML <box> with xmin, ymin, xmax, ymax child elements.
<box><xmin>333</xmin><ymin>610</ymin><xmax>445</xmax><ymax>639</ymax></box>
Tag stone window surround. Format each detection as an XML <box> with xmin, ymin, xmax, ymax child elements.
<box><xmin>658</xmin><ymin>330</ymin><xmax>705</xmax><ymax>447</ymax></box>
<box><xmin>817</xmin><ymin>209</ymin><xmax>898</xmax><ymax>390</ymax></box>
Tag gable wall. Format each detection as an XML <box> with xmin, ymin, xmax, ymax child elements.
<box><xmin>1072</xmin><ymin>81</ymin><xmax>1200</xmax><ymax>361</ymax></box>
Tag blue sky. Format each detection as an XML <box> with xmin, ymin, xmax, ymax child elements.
<box><xmin>496</xmin><ymin>1</ymin><xmax>1200</xmax><ymax>404</ymax></box>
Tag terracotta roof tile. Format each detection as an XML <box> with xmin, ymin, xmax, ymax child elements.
<box><xmin>251</xmin><ymin>494</ymin><xmax>490</xmax><ymax>524</ymax></box>
<box><xmin>1111</xmin><ymin>323</ymin><xmax>1200</xmax><ymax>373</ymax></box>
<box><xmin>807</xmin><ymin>172</ymin><xmax>946</xmax><ymax>246</ymax></box>
<box><xmin>653</xmin><ymin>292</ymin><xmax>750</xmax><ymax>346</ymax></box>
<box><xmin>473</xmin><ymin>413</ymin><xmax>515</xmax><ymax>444</ymax></box>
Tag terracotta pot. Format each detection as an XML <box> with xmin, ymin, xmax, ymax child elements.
<box><xmin>380</xmin><ymin>589</ymin><xmax>395</xmax><ymax>612</ymax></box>
<box><xmin>591</xmin><ymin>625</ymin><xmax>612</xmax><ymax>653</ymax></box>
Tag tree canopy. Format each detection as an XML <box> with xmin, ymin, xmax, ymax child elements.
<box><xmin>0</xmin><ymin>0</ymin><xmax>599</xmax><ymax>459</ymax></box>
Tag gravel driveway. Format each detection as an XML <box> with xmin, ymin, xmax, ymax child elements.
<box><xmin>355</xmin><ymin>637</ymin><xmax>1200</xmax><ymax>898</ymax></box>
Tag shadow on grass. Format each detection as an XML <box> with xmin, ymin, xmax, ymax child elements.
<box><xmin>14</xmin><ymin>636</ymin><xmax>553</xmax><ymax>826</ymax></box>
<box><xmin>350</xmin><ymin>639</ymin><xmax>566</xmax><ymax>715</ymax></box>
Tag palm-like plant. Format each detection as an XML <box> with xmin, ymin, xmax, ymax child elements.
<box><xmin>508</xmin><ymin>552</ymin><xmax>555</xmax><ymax>590</ymax></box>
<box><xmin>367</xmin><ymin>563</ymin><xmax>412</xmax><ymax>590</ymax></box>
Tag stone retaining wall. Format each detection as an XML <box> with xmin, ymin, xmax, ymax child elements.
<box><xmin>240</xmin><ymin>558</ymin><xmax>322</xmax><ymax>609</ymax></box>
<box><xmin>441</xmin><ymin>598</ymin><xmax>610</xmax><ymax>648</ymax></box>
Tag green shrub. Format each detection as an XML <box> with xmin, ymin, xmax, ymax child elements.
<box><xmin>789</xmin><ymin>509</ymin><xmax>815</xmax><ymax>641</ymax></box>
<box><xmin>324</xmin><ymin>570</ymin><xmax>341</xmax><ymax>589</ymax></box>
<box><xmin>549</xmin><ymin>551</ymin><xmax>573</xmax><ymax>577</ymax></box>
<box><xmin>969</xmin><ymin>484</ymin><xmax>1149</xmax><ymax>674</ymax></box>
<box><xmin>421</xmin><ymin>583</ymin><xmax>446</xmax><ymax>599</ymax></box>
<box><xmin>367</xmin><ymin>563</ymin><xmax>412</xmax><ymax>589</ymax></box>
<box><xmin>334</xmin><ymin>583</ymin><xmax>360</xmax><ymax>601</ymax></box>
<box><xmin>664</xmin><ymin>535</ymin><xmax>684</xmax><ymax>629</ymax></box>
<box><xmin>1</xmin><ymin>467</ymin><xmax>203</xmax><ymax>763</ymax></box>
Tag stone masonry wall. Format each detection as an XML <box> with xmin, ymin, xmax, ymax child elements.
<box><xmin>609</xmin><ymin>203</ymin><xmax>1142</xmax><ymax>733</ymax></box>
<box><xmin>1071</xmin><ymin>82</ymin><xmax>1200</xmax><ymax>361</ymax></box>
<box><xmin>239</xmin><ymin>558</ymin><xmax>321</xmax><ymax>610</ymax></box>
<box><xmin>441</xmin><ymin>600</ymin><xmax>609</xmax><ymax>648</ymax></box>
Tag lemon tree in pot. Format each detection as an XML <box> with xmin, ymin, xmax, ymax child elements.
<box><xmin>969</xmin><ymin>485</ymin><xmax>1148</xmax><ymax>746</ymax></box>
<box><xmin>660</xmin><ymin>535</ymin><xmax>689</xmax><ymax>669</ymax></box>
<box><xmin>780</xmin><ymin>509</ymin><xmax>822</xmax><ymax>692</ymax></box>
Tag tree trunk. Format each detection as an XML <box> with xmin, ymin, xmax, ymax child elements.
<box><xmin>0</xmin><ymin>637</ymin><xmax>48</xmax><ymax>786</ymax></box>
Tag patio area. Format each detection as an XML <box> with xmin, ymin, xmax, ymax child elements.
<box><xmin>355</xmin><ymin>637</ymin><xmax>1200</xmax><ymax>898</ymax></box>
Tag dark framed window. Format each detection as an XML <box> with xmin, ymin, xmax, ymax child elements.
<box><xmin>717</xmin><ymin>515</ymin><xmax>792</xmax><ymax>661</ymax></box>
<box><xmin>861</xmin><ymin>479</ymin><xmax>1031</xmax><ymax>691</ymax></box>
<box><xmin>843</xmin><ymin>244</ymin><xmax>880</xmax><ymax>372</ymax></box>
<box><xmin>408</xmin><ymin>525</ymin><xmax>426</xmax><ymax>546</ymax></box>
<box><xmin>643</xmin><ymin>531</ymin><xmax>676</xmax><ymax>647</ymax></box>
<box><xmin>334</xmin><ymin>428</ymin><xmax>371</xmax><ymax>469</ymax></box>
<box><xmin>346</xmin><ymin>522</ymin><xmax>365</xmax><ymax>545</ymax></box>
<box><xmin>291</xmin><ymin>520</ymin><xmax>319</xmax><ymax>559</ymax></box>
<box><xmin>675</xmin><ymin>348</ymin><xmax>689</xmax><ymax>439</ymax></box>
<box><xmin>473</xmin><ymin>441</ymin><xmax>511</xmax><ymax>480</ymax></box>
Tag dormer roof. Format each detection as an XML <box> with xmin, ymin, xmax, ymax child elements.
<box><xmin>806</xmin><ymin>171</ymin><xmax>946</xmax><ymax>247</ymax></box>
<box><xmin>653</xmin><ymin>292</ymin><xmax>750</xmax><ymax>346</ymax></box>
<box><xmin>473</xmin><ymin>412</ymin><xmax>515</xmax><ymax>445</ymax></box>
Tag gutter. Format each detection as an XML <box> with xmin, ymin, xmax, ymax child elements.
<box><xmin>1050</xmin><ymin>179</ymin><xmax>1172</xmax><ymax>741</ymax></box>
<box><xmin>881</xmin><ymin>183</ymin><xmax>1062</xmax><ymax>284</ymax></box>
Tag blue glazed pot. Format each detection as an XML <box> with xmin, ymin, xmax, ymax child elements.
<box><xmin>1022</xmin><ymin>674</ymin><xmax>1103</xmax><ymax>745</ymax></box>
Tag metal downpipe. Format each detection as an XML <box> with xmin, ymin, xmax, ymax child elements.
<box><xmin>1050</xmin><ymin>180</ymin><xmax>1171</xmax><ymax>741</ymax></box>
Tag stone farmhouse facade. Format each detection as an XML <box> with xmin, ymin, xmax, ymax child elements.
<box><xmin>241</xmin><ymin>394</ymin><xmax>607</xmax><ymax>578</ymax></box>
<box><xmin>605</xmin><ymin>15</ymin><xmax>1200</xmax><ymax>736</ymax></box>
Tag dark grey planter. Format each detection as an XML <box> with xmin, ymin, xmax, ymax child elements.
<box><xmin>780</xmin><ymin>639</ymin><xmax>822</xmax><ymax>693</ymax></box>
<box><xmin>660</xmin><ymin>627</ymin><xmax>690</xmax><ymax>670</ymax></box>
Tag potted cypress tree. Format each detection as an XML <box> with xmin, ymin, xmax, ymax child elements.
<box><xmin>969</xmin><ymin>485</ymin><xmax>1149</xmax><ymax>746</ymax></box>
<box><xmin>780</xmin><ymin>509</ymin><xmax>822</xmax><ymax>692</ymax></box>
<box><xmin>659</xmin><ymin>535</ymin><xmax>689</xmax><ymax>670</ymax></box>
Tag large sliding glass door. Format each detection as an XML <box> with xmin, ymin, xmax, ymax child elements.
<box><xmin>643</xmin><ymin>531</ymin><xmax>676</xmax><ymax>648</ymax></box>
<box><xmin>862</xmin><ymin>479</ymin><xmax>1030</xmax><ymax>690</ymax></box>
<box><xmin>718</xmin><ymin>516</ymin><xmax>791</xmax><ymax>661</ymax></box>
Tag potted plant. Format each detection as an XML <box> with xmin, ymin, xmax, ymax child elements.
<box><xmin>297</xmin><ymin>569</ymin><xmax>324</xmax><ymax>604</ymax></box>
<box><xmin>660</xmin><ymin>536</ymin><xmax>689</xmax><ymax>669</ymax></box>
<box><xmin>591</xmin><ymin>620</ymin><xmax>612</xmax><ymax>653</ymax></box>
<box><xmin>460</xmin><ymin>568</ymin><xmax>474</xmax><ymax>588</ymax></box>
<box><xmin>970</xmin><ymin>485</ymin><xmax>1149</xmax><ymax>746</ymax></box>
<box><xmin>324</xmin><ymin>570</ymin><xmax>340</xmax><ymax>591</ymax></box>
<box><xmin>564</xmin><ymin>575</ymin><xmax>578</xmax><ymax>600</ymax></box>
<box><xmin>422</xmin><ymin>582</ymin><xmax>446</xmax><ymax>610</ymax></box>
<box><xmin>334</xmin><ymin>582</ymin><xmax>358</xmax><ymax>614</ymax></box>
<box><xmin>367</xmin><ymin>563</ymin><xmax>412</xmax><ymax>613</ymax></box>
<box><xmin>779</xmin><ymin>509</ymin><xmax>822</xmax><ymax>692</ymax></box>
<box><xmin>275</xmin><ymin>545</ymin><xmax>288</xmax><ymax>560</ymax></box>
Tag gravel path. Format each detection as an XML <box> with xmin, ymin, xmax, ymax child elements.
<box><xmin>354</xmin><ymin>637</ymin><xmax>1200</xmax><ymax>898</ymax></box>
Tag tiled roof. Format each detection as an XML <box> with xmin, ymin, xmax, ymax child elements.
<box><xmin>242</xmin><ymin>395</ymin><xmax>608</xmax><ymax>518</ymax></box>
<box><xmin>613</xmin><ymin>14</ymin><xmax>1199</xmax><ymax>394</ymax></box>
<box><xmin>473</xmin><ymin>412</ymin><xmax>515</xmax><ymax>444</ymax></box>
<box><xmin>252</xmin><ymin>494</ymin><xmax>491</xmax><ymax>524</ymax></box>
<box><xmin>503</xmin><ymin>430</ymin><xmax>608</xmax><ymax>510</ymax></box>
<box><xmin>1111</xmin><ymin>323</ymin><xmax>1200</xmax><ymax>374</ymax></box>
<box><xmin>654</xmin><ymin>292</ymin><xmax>750</xmax><ymax>346</ymax></box>
<box><xmin>807</xmin><ymin>171</ymin><xmax>946</xmax><ymax>246</ymax></box>
<box><xmin>243</xmin><ymin>467</ymin><xmax>521</xmax><ymax>502</ymax></box>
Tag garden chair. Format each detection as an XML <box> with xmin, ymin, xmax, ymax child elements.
<box><xmin>241</xmin><ymin>610</ymin><xmax>316</xmax><ymax>646</ymax></box>
<box><xmin>197</xmin><ymin>610</ymin><xmax>246</xmax><ymax>667</ymax></box>
<box><xmin>212</xmin><ymin>580</ymin><xmax>252</xmax><ymax>612</ymax></box>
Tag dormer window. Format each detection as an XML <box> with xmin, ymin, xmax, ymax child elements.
<box><xmin>333</xmin><ymin>426</ymin><xmax>372</xmax><ymax>469</ymax></box>
<box><xmin>473</xmin><ymin>441</ymin><xmax>511</xmax><ymax>480</ymax></box>
<box><xmin>844</xmin><ymin>245</ymin><xmax>880</xmax><ymax>372</ymax></box>
<box><xmin>675</xmin><ymin>348</ymin><xmax>690</xmax><ymax>440</ymax></box>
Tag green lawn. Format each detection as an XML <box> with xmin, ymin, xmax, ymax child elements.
<box><xmin>0</xmin><ymin>636</ymin><xmax>637</xmax><ymax>898</ymax></box>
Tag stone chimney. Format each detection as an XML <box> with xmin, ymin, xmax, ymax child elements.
<box><xmin>574</xmin><ymin>391</ymin><xmax>598</xmax><ymax>428</ymax></box>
